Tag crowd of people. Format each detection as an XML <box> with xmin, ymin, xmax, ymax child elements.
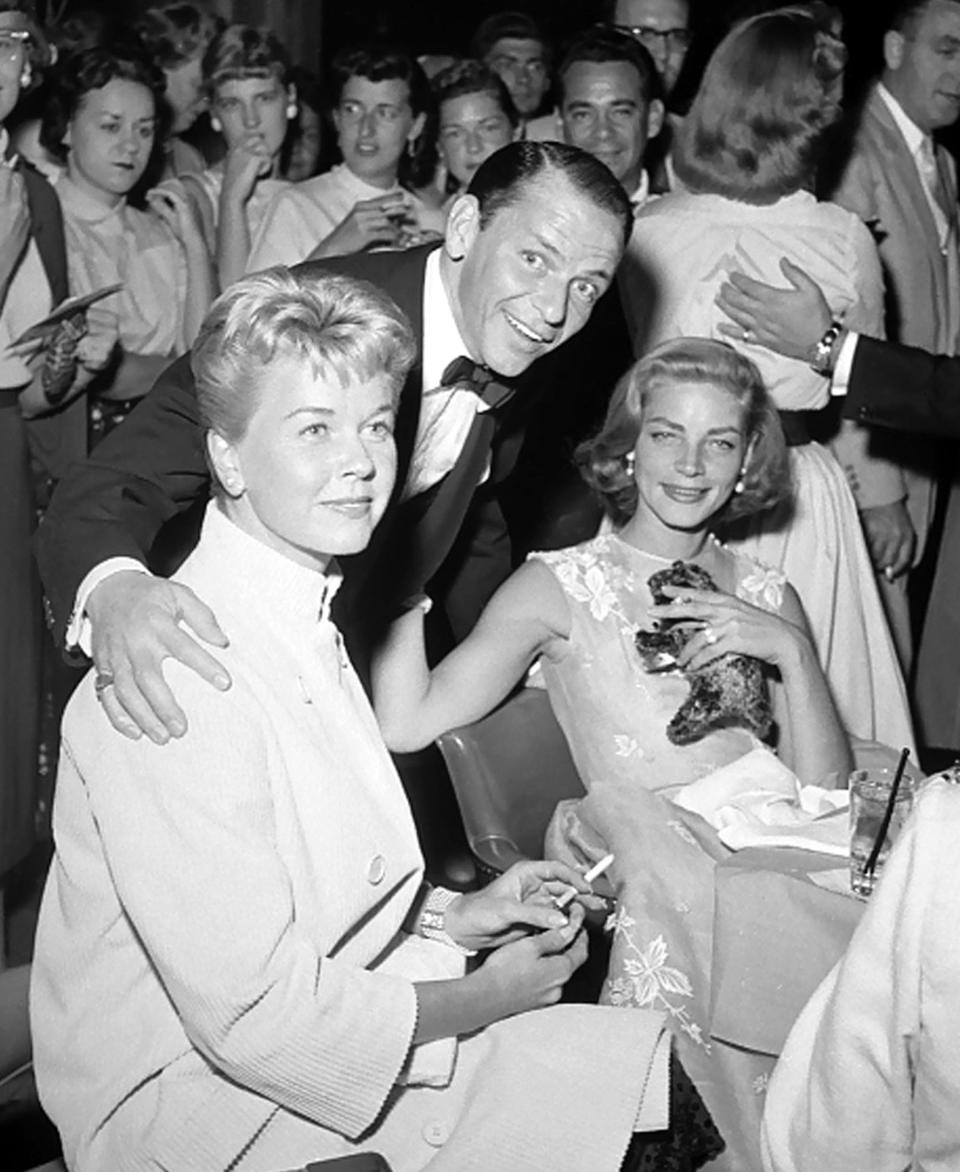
<box><xmin>3</xmin><ymin>0</ymin><xmax>960</xmax><ymax>1169</ymax></box>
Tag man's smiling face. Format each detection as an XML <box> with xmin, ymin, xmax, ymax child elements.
<box><xmin>444</xmin><ymin>171</ymin><xmax>625</xmax><ymax>378</ymax></box>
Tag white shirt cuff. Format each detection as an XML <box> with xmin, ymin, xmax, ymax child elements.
<box><xmin>67</xmin><ymin>558</ymin><xmax>151</xmax><ymax>655</ymax></box>
<box><xmin>830</xmin><ymin>330</ymin><xmax>860</xmax><ymax>397</ymax></box>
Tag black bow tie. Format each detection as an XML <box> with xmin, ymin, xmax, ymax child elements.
<box><xmin>441</xmin><ymin>355</ymin><xmax>515</xmax><ymax>411</ymax></box>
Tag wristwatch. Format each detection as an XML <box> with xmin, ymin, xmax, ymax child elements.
<box><xmin>417</xmin><ymin>885</ymin><xmax>476</xmax><ymax>956</ymax></box>
<box><xmin>810</xmin><ymin>320</ymin><xmax>845</xmax><ymax>377</ymax></box>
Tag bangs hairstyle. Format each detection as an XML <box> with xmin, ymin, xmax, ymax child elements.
<box><xmin>432</xmin><ymin>58</ymin><xmax>519</xmax><ymax>128</ymax></box>
<box><xmin>673</xmin><ymin>4</ymin><xmax>846</xmax><ymax>204</ymax></box>
<box><xmin>192</xmin><ymin>268</ymin><xmax>416</xmax><ymax>489</ymax></box>
<box><xmin>134</xmin><ymin>2</ymin><xmax>220</xmax><ymax>69</ymax></box>
<box><xmin>467</xmin><ymin>139</ymin><xmax>633</xmax><ymax>247</ymax></box>
<box><xmin>578</xmin><ymin>337</ymin><xmax>791</xmax><ymax>527</ymax></box>
<box><xmin>203</xmin><ymin>23</ymin><xmax>291</xmax><ymax>92</ymax></box>
<box><xmin>40</xmin><ymin>38</ymin><xmax>167</xmax><ymax>161</ymax></box>
<box><xmin>328</xmin><ymin>42</ymin><xmax>436</xmax><ymax>189</ymax></box>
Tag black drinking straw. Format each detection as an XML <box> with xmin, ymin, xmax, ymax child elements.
<box><xmin>863</xmin><ymin>747</ymin><xmax>911</xmax><ymax>879</ymax></box>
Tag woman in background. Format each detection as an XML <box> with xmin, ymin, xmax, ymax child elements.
<box><xmin>422</xmin><ymin>59</ymin><xmax>516</xmax><ymax>217</ymax></box>
<box><xmin>623</xmin><ymin>4</ymin><xmax>914</xmax><ymax>754</ymax></box>
<box><xmin>177</xmin><ymin>23</ymin><xmax>295</xmax><ymax>289</ymax></box>
<box><xmin>249</xmin><ymin>44</ymin><xmax>443</xmax><ymax>270</ymax></box>
<box><xmin>42</xmin><ymin>37</ymin><xmax>214</xmax><ymax>446</ymax></box>
<box><xmin>134</xmin><ymin>1</ymin><xmax>219</xmax><ymax>178</ymax></box>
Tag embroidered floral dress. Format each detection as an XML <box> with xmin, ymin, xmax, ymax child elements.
<box><xmin>532</xmin><ymin>533</ymin><xmax>787</xmax><ymax>1172</ymax></box>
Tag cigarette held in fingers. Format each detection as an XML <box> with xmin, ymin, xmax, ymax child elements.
<box><xmin>554</xmin><ymin>853</ymin><xmax>615</xmax><ymax>910</ymax></box>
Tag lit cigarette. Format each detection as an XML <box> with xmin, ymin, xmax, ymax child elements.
<box><xmin>554</xmin><ymin>853</ymin><xmax>615</xmax><ymax>910</ymax></box>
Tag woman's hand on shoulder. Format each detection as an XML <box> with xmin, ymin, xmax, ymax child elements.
<box><xmin>443</xmin><ymin>859</ymin><xmax>592</xmax><ymax>952</ymax></box>
<box><xmin>649</xmin><ymin>582</ymin><xmax>809</xmax><ymax>672</ymax></box>
<box><xmin>146</xmin><ymin>184</ymin><xmax>207</xmax><ymax>251</ymax></box>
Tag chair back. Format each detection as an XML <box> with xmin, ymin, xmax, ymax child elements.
<box><xmin>437</xmin><ymin>687</ymin><xmax>585</xmax><ymax>879</ymax></box>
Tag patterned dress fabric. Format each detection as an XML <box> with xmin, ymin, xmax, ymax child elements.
<box><xmin>533</xmin><ymin>534</ymin><xmax>791</xmax><ymax>1172</ymax></box>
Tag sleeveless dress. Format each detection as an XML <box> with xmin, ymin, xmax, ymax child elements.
<box><xmin>531</xmin><ymin>534</ymin><xmax>792</xmax><ymax>1172</ymax></box>
<box><xmin>626</xmin><ymin>190</ymin><xmax>915</xmax><ymax>757</ymax></box>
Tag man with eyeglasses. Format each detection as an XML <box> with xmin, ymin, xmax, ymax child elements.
<box><xmin>471</xmin><ymin>11</ymin><xmax>559</xmax><ymax>141</ymax></box>
<box><xmin>608</xmin><ymin>0</ymin><xmax>691</xmax><ymax>98</ymax></box>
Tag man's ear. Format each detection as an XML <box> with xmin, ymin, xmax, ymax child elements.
<box><xmin>646</xmin><ymin>98</ymin><xmax>665</xmax><ymax>143</ymax></box>
<box><xmin>884</xmin><ymin>29</ymin><xmax>905</xmax><ymax>72</ymax></box>
<box><xmin>207</xmin><ymin>431</ymin><xmax>245</xmax><ymax>498</ymax></box>
<box><xmin>444</xmin><ymin>192</ymin><xmax>482</xmax><ymax>261</ymax></box>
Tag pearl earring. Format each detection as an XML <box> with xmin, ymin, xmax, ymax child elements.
<box><xmin>625</xmin><ymin>452</ymin><xmax>636</xmax><ymax>475</ymax></box>
<box><xmin>20</xmin><ymin>67</ymin><xmax>31</xmax><ymax>88</ymax></box>
<box><xmin>286</xmin><ymin>102</ymin><xmax>297</xmax><ymax>119</ymax></box>
<box><xmin>734</xmin><ymin>471</ymin><xmax>746</xmax><ymax>494</ymax></box>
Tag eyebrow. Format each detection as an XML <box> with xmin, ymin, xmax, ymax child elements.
<box><xmin>645</xmin><ymin>416</ymin><xmax>742</xmax><ymax>434</ymax></box>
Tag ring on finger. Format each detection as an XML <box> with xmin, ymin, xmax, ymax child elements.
<box><xmin>94</xmin><ymin>671</ymin><xmax>115</xmax><ymax>697</ymax></box>
<box><xmin>703</xmin><ymin>626</ymin><xmax>718</xmax><ymax>646</ymax></box>
<box><xmin>742</xmin><ymin>327</ymin><xmax>755</xmax><ymax>344</ymax></box>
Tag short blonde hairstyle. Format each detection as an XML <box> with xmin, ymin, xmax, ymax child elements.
<box><xmin>192</xmin><ymin>268</ymin><xmax>416</xmax><ymax>491</ymax></box>
<box><xmin>578</xmin><ymin>337</ymin><xmax>791</xmax><ymax>527</ymax></box>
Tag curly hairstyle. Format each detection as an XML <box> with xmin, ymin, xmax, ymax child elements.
<box><xmin>40</xmin><ymin>36</ymin><xmax>168</xmax><ymax>161</ymax></box>
<box><xmin>0</xmin><ymin>0</ymin><xmax>56</xmax><ymax>84</ymax></box>
<box><xmin>578</xmin><ymin>337</ymin><xmax>792</xmax><ymax>528</ymax></box>
<box><xmin>202</xmin><ymin>22</ymin><xmax>291</xmax><ymax>93</ymax></box>
<box><xmin>673</xmin><ymin>3</ymin><xmax>846</xmax><ymax>204</ymax></box>
<box><xmin>134</xmin><ymin>2</ymin><xmax>220</xmax><ymax>70</ymax></box>
<box><xmin>328</xmin><ymin>43</ymin><xmax>437</xmax><ymax>190</ymax></box>
<box><xmin>431</xmin><ymin>58</ymin><xmax>518</xmax><ymax>129</ymax></box>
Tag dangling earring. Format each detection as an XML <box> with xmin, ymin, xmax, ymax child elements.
<box><xmin>734</xmin><ymin>469</ymin><xmax>746</xmax><ymax>494</ymax></box>
<box><xmin>20</xmin><ymin>63</ymin><xmax>31</xmax><ymax>88</ymax></box>
<box><xmin>286</xmin><ymin>102</ymin><xmax>297</xmax><ymax>120</ymax></box>
<box><xmin>210</xmin><ymin>115</ymin><xmax>222</xmax><ymax>133</ymax></box>
<box><xmin>625</xmin><ymin>451</ymin><xmax>636</xmax><ymax>476</ymax></box>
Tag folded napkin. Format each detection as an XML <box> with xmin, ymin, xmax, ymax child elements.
<box><xmin>672</xmin><ymin>746</ymin><xmax>850</xmax><ymax>856</ymax></box>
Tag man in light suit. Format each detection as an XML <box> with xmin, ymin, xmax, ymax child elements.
<box><xmin>823</xmin><ymin>0</ymin><xmax>960</xmax><ymax>677</ymax></box>
<box><xmin>36</xmin><ymin>140</ymin><xmax>632</xmax><ymax>739</ymax></box>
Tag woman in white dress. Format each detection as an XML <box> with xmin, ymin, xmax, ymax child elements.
<box><xmin>248</xmin><ymin>44</ymin><xmax>445</xmax><ymax>270</ymax></box>
<box><xmin>42</xmin><ymin>37</ymin><xmax>214</xmax><ymax>445</ymax></box>
<box><xmin>623</xmin><ymin>5</ymin><xmax>914</xmax><ymax>754</ymax></box>
<box><xmin>177</xmin><ymin>23</ymin><xmax>296</xmax><ymax>289</ymax></box>
<box><xmin>373</xmin><ymin>338</ymin><xmax>853</xmax><ymax>1171</ymax></box>
<box><xmin>30</xmin><ymin>268</ymin><xmax>714</xmax><ymax>1172</ymax></box>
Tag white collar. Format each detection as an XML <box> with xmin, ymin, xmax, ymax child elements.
<box><xmin>628</xmin><ymin>170</ymin><xmax>651</xmax><ymax>212</ymax></box>
<box><xmin>421</xmin><ymin>246</ymin><xmax>472</xmax><ymax>392</ymax></box>
<box><xmin>877</xmin><ymin>81</ymin><xmax>929</xmax><ymax>161</ymax></box>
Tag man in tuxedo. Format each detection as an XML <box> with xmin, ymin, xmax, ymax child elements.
<box><xmin>37</xmin><ymin>140</ymin><xmax>632</xmax><ymax>747</ymax></box>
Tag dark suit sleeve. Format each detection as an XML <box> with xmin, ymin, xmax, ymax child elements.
<box><xmin>843</xmin><ymin>334</ymin><xmax>960</xmax><ymax>437</ymax></box>
<box><xmin>35</xmin><ymin>353</ymin><xmax>208</xmax><ymax>643</ymax></box>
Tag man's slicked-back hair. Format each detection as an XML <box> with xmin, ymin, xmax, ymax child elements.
<box><xmin>887</xmin><ymin>0</ymin><xmax>937</xmax><ymax>33</ymax></box>
<box><xmin>192</xmin><ymin>268</ymin><xmax>416</xmax><ymax>497</ymax></box>
<box><xmin>466</xmin><ymin>139</ymin><xmax>633</xmax><ymax>247</ymax></box>
<box><xmin>557</xmin><ymin>26</ymin><xmax>662</xmax><ymax>107</ymax></box>
<box><xmin>471</xmin><ymin>10</ymin><xmax>550</xmax><ymax>63</ymax></box>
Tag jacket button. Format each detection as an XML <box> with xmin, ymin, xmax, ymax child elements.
<box><xmin>367</xmin><ymin>854</ymin><xmax>387</xmax><ymax>885</ymax></box>
<box><xmin>422</xmin><ymin>1119</ymin><xmax>449</xmax><ymax>1147</ymax></box>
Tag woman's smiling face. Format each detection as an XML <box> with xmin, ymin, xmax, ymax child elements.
<box><xmin>631</xmin><ymin>379</ymin><xmax>748</xmax><ymax>535</ymax></box>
